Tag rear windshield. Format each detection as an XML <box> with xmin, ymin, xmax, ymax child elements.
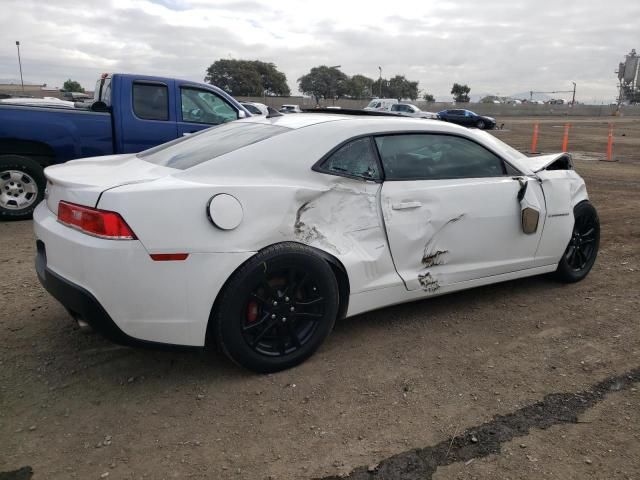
<box><xmin>137</xmin><ymin>122</ymin><xmax>290</xmax><ymax>170</ymax></box>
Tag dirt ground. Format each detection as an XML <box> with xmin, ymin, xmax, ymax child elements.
<box><xmin>1</xmin><ymin>116</ymin><xmax>639</xmax><ymax>480</ymax></box>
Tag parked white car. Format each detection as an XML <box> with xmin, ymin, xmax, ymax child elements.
<box><xmin>279</xmin><ymin>104</ymin><xmax>302</xmax><ymax>113</ymax></box>
<box><xmin>389</xmin><ymin>103</ymin><xmax>438</xmax><ymax>119</ymax></box>
<box><xmin>364</xmin><ymin>98</ymin><xmax>398</xmax><ymax>111</ymax></box>
<box><xmin>34</xmin><ymin>113</ymin><xmax>599</xmax><ymax>372</ymax></box>
<box><xmin>241</xmin><ymin>102</ymin><xmax>269</xmax><ymax>116</ymax></box>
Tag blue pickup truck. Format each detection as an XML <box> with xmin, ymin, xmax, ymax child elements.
<box><xmin>0</xmin><ymin>73</ymin><xmax>250</xmax><ymax>219</ymax></box>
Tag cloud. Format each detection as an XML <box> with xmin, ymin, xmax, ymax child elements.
<box><xmin>0</xmin><ymin>0</ymin><xmax>637</xmax><ymax>102</ymax></box>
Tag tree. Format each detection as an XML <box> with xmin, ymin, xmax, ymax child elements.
<box><xmin>387</xmin><ymin>75</ymin><xmax>419</xmax><ymax>101</ymax></box>
<box><xmin>252</xmin><ymin>61</ymin><xmax>290</xmax><ymax>96</ymax></box>
<box><xmin>451</xmin><ymin>83</ymin><xmax>471</xmax><ymax>103</ymax></box>
<box><xmin>422</xmin><ymin>93</ymin><xmax>435</xmax><ymax>102</ymax></box>
<box><xmin>63</xmin><ymin>79</ymin><xmax>84</xmax><ymax>93</ymax></box>
<box><xmin>347</xmin><ymin>74</ymin><xmax>374</xmax><ymax>99</ymax></box>
<box><xmin>371</xmin><ymin>75</ymin><xmax>419</xmax><ymax>100</ymax></box>
<box><xmin>204</xmin><ymin>59</ymin><xmax>290</xmax><ymax>96</ymax></box>
<box><xmin>297</xmin><ymin>66</ymin><xmax>350</xmax><ymax>103</ymax></box>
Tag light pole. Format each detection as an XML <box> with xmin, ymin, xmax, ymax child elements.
<box><xmin>329</xmin><ymin>65</ymin><xmax>341</xmax><ymax>105</ymax></box>
<box><xmin>571</xmin><ymin>82</ymin><xmax>576</xmax><ymax>106</ymax></box>
<box><xmin>378</xmin><ymin>66</ymin><xmax>382</xmax><ymax>98</ymax></box>
<box><xmin>16</xmin><ymin>41</ymin><xmax>24</xmax><ymax>94</ymax></box>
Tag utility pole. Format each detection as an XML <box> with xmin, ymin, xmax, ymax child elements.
<box><xmin>571</xmin><ymin>82</ymin><xmax>576</xmax><ymax>106</ymax></box>
<box><xmin>16</xmin><ymin>41</ymin><xmax>24</xmax><ymax>94</ymax></box>
<box><xmin>378</xmin><ymin>66</ymin><xmax>382</xmax><ymax>98</ymax></box>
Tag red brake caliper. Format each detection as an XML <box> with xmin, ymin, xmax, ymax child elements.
<box><xmin>247</xmin><ymin>300</ymin><xmax>259</xmax><ymax>323</ymax></box>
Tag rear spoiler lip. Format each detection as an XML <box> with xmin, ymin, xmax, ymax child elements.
<box><xmin>527</xmin><ymin>152</ymin><xmax>573</xmax><ymax>173</ymax></box>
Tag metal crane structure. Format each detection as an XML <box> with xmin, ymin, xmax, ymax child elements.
<box><xmin>529</xmin><ymin>82</ymin><xmax>577</xmax><ymax>105</ymax></box>
<box><xmin>616</xmin><ymin>49</ymin><xmax>639</xmax><ymax>105</ymax></box>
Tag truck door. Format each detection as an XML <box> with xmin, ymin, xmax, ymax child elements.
<box><xmin>175</xmin><ymin>85</ymin><xmax>240</xmax><ymax>137</ymax></box>
<box><xmin>117</xmin><ymin>79</ymin><xmax>178</xmax><ymax>153</ymax></box>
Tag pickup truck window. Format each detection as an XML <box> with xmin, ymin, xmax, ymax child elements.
<box><xmin>133</xmin><ymin>82</ymin><xmax>169</xmax><ymax>121</ymax></box>
<box><xmin>138</xmin><ymin>122</ymin><xmax>289</xmax><ymax>170</ymax></box>
<box><xmin>181</xmin><ymin>87</ymin><xmax>237</xmax><ymax>125</ymax></box>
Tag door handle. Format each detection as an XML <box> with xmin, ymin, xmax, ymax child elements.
<box><xmin>182</xmin><ymin>132</ymin><xmax>195</xmax><ymax>137</ymax></box>
<box><xmin>392</xmin><ymin>201</ymin><xmax>422</xmax><ymax>210</ymax></box>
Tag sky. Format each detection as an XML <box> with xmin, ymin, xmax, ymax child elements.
<box><xmin>0</xmin><ymin>0</ymin><xmax>637</xmax><ymax>103</ymax></box>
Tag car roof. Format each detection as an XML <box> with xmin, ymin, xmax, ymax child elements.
<box><xmin>181</xmin><ymin>114</ymin><xmax>531</xmax><ymax>179</ymax></box>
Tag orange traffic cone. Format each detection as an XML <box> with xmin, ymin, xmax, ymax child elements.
<box><xmin>606</xmin><ymin>123</ymin><xmax>614</xmax><ymax>161</ymax></box>
<box><xmin>530</xmin><ymin>122</ymin><xmax>539</xmax><ymax>154</ymax></box>
<box><xmin>561</xmin><ymin>123</ymin><xmax>570</xmax><ymax>152</ymax></box>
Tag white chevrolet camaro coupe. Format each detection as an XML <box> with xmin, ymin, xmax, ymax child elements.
<box><xmin>34</xmin><ymin>113</ymin><xmax>599</xmax><ymax>372</ymax></box>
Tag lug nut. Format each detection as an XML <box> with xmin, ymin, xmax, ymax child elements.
<box><xmin>290</xmin><ymin>307</ymin><xmax>295</xmax><ymax>312</ymax></box>
<box><xmin>273</xmin><ymin>301</ymin><xmax>278</xmax><ymax>306</ymax></box>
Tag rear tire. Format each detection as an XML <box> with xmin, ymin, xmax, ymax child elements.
<box><xmin>555</xmin><ymin>201</ymin><xmax>599</xmax><ymax>283</ymax></box>
<box><xmin>476</xmin><ymin>120</ymin><xmax>486</xmax><ymax>129</ymax></box>
<box><xmin>212</xmin><ymin>243</ymin><xmax>339</xmax><ymax>373</ymax></box>
<box><xmin>0</xmin><ymin>155</ymin><xmax>46</xmax><ymax>221</ymax></box>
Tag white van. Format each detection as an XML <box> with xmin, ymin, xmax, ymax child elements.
<box><xmin>364</xmin><ymin>98</ymin><xmax>398</xmax><ymax>111</ymax></box>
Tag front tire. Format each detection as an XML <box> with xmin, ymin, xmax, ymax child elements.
<box><xmin>0</xmin><ymin>155</ymin><xmax>46</xmax><ymax>220</ymax></box>
<box><xmin>212</xmin><ymin>243</ymin><xmax>339</xmax><ymax>373</ymax></box>
<box><xmin>555</xmin><ymin>201</ymin><xmax>600</xmax><ymax>283</ymax></box>
<box><xmin>476</xmin><ymin>120</ymin><xmax>486</xmax><ymax>129</ymax></box>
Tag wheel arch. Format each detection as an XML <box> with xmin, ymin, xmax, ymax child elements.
<box><xmin>0</xmin><ymin>138</ymin><xmax>56</xmax><ymax>166</ymax></box>
<box><xmin>205</xmin><ymin>241</ymin><xmax>350</xmax><ymax>346</ymax></box>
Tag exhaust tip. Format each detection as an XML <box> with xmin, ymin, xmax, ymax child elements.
<box><xmin>76</xmin><ymin>318</ymin><xmax>93</xmax><ymax>333</ymax></box>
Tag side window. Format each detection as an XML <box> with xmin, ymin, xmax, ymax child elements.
<box><xmin>181</xmin><ymin>88</ymin><xmax>238</xmax><ymax>125</ymax></box>
<box><xmin>132</xmin><ymin>83</ymin><xmax>169</xmax><ymax>121</ymax></box>
<box><xmin>318</xmin><ymin>137</ymin><xmax>380</xmax><ymax>181</ymax></box>
<box><xmin>375</xmin><ymin>134</ymin><xmax>506</xmax><ymax>180</ymax></box>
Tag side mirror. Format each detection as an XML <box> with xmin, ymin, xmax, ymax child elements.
<box><xmin>238</xmin><ymin>110</ymin><xmax>247</xmax><ymax>119</ymax></box>
<box><xmin>517</xmin><ymin>178</ymin><xmax>541</xmax><ymax>234</ymax></box>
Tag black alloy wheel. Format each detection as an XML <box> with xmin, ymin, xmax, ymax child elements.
<box><xmin>212</xmin><ymin>243</ymin><xmax>339</xmax><ymax>373</ymax></box>
<box><xmin>556</xmin><ymin>201</ymin><xmax>600</xmax><ymax>282</ymax></box>
<box><xmin>243</xmin><ymin>267</ymin><xmax>325</xmax><ymax>357</ymax></box>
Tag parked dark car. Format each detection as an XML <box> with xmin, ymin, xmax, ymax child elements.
<box><xmin>437</xmin><ymin>109</ymin><xmax>496</xmax><ymax>130</ymax></box>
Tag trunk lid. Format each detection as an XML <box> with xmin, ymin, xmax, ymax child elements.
<box><xmin>45</xmin><ymin>154</ymin><xmax>176</xmax><ymax>214</ymax></box>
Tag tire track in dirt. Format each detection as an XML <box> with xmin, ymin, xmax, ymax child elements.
<box><xmin>318</xmin><ymin>367</ymin><xmax>640</xmax><ymax>480</ymax></box>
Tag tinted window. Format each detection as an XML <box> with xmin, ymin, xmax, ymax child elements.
<box><xmin>319</xmin><ymin>137</ymin><xmax>380</xmax><ymax>180</ymax></box>
<box><xmin>138</xmin><ymin>122</ymin><xmax>289</xmax><ymax>170</ymax></box>
<box><xmin>133</xmin><ymin>83</ymin><xmax>169</xmax><ymax>121</ymax></box>
<box><xmin>181</xmin><ymin>88</ymin><xmax>237</xmax><ymax>124</ymax></box>
<box><xmin>243</xmin><ymin>104</ymin><xmax>262</xmax><ymax>115</ymax></box>
<box><xmin>375</xmin><ymin>134</ymin><xmax>506</xmax><ymax>180</ymax></box>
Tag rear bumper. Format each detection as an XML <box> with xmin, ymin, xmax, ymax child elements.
<box><xmin>36</xmin><ymin>241</ymin><xmax>140</xmax><ymax>346</ymax></box>
<box><xmin>33</xmin><ymin>202</ymin><xmax>254</xmax><ymax>347</ymax></box>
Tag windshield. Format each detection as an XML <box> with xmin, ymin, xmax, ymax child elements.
<box><xmin>137</xmin><ymin>122</ymin><xmax>290</xmax><ymax>170</ymax></box>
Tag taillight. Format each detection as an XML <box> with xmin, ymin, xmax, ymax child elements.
<box><xmin>57</xmin><ymin>201</ymin><xmax>137</xmax><ymax>240</ymax></box>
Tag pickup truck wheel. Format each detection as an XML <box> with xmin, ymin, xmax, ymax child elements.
<box><xmin>0</xmin><ymin>155</ymin><xmax>46</xmax><ymax>220</ymax></box>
